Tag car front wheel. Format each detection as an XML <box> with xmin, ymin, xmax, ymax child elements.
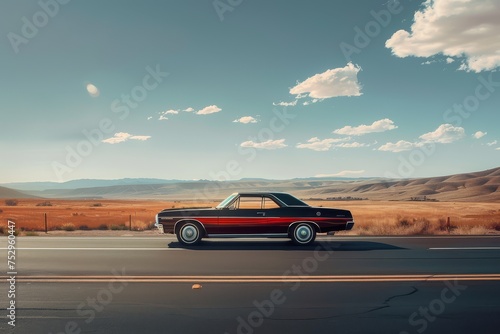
<box><xmin>291</xmin><ymin>223</ymin><xmax>316</xmax><ymax>245</ymax></box>
<box><xmin>176</xmin><ymin>222</ymin><xmax>203</xmax><ymax>245</ymax></box>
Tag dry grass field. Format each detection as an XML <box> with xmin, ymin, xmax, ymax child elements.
<box><xmin>0</xmin><ymin>199</ymin><xmax>499</xmax><ymax>235</ymax></box>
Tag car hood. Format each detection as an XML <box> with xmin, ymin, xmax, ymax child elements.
<box><xmin>159</xmin><ymin>207</ymin><xmax>214</xmax><ymax>215</ymax></box>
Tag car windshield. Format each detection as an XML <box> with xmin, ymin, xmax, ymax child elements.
<box><xmin>216</xmin><ymin>193</ymin><xmax>238</xmax><ymax>209</ymax></box>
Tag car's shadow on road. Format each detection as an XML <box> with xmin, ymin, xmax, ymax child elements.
<box><xmin>167</xmin><ymin>240</ymin><xmax>405</xmax><ymax>251</ymax></box>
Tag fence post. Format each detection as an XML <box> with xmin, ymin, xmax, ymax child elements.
<box><xmin>446</xmin><ymin>217</ymin><xmax>450</xmax><ymax>233</ymax></box>
<box><xmin>129</xmin><ymin>214</ymin><xmax>132</xmax><ymax>231</ymax></box>
<box><xmin>44</xmin><ymin>213</ymin><xmax>48</xmax><ymax>234</ymax></box>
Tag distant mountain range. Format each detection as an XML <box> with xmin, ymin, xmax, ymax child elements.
<box><xmin>0</xmin><ymin>167</ymin><xmax>499</xmax><ymax>202</ymax></box>
<box><xmin>0</xmin><ymin>178</ymin><xmax>188</xmax><ymax>191</ymax></box>
<box><xmin>0</xmin><ymin>176</ymin><xmax>374</xmax><ymax>192</ymax></box>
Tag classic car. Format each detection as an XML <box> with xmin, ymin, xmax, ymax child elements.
<box><xmin>155</xmin><ymin>192</ymin><xmax>354</xmax><ymax>245</ymax></box>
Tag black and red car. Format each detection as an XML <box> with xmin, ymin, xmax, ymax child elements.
<box><xmin>155</xmin><ymin>192</ymin><xmax>354</xmax><ymax>245</ymax></box>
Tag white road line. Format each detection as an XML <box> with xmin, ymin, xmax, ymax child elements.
<box><xmin>430</xmin><ymin>247</ymin><xmax>500</xmax><ymax>250</ymax></box>
<box><xmin>4</xmin><ymin>274</ymin><xmax>500</xmax><ymax>283</ymax></box>
<box><xmin>3</xmin><ymin>247</ymin><xmax>184</xmax><ymax>251</ymax></box>
<box><xmin>1</xmin><ymin>236</ymin><xmax>499</xmax><ymax>242</ymax></box>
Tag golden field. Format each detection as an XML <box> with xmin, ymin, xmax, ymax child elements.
<box><xmin>0</xmin><ymin>199</ymin><xmax>499</xmax><ymax>235</ymax></box>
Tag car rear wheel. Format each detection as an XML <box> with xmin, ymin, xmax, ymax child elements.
<box><xmin>176</xmin><ymin>222</ymin><xmax>202</xmax><ymax>245</ymax></box>
<box><xmin>291</xmin><ymin>223</ymin><xmax>316</xmax><ymax>245</ymax></box>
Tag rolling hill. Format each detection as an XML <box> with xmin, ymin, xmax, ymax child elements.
<box><xmin>2</xmin><ymin>167</ymin><xmax>499</xmax><ymax>202</ymax></box>
<box><xmin>0</xmin><ymin>186</ymin><xmax>37</xmax><ymax>199</ymax></box>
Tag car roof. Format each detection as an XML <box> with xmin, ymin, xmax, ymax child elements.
<box><xmin>232</xmin><ymin>192</ymin><xmax>309</xmax><ymax>207</ymax></box>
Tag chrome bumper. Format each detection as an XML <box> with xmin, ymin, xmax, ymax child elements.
<box><xmin>154</xmin><ymin>214</ymin><xmax>164</xmax><ymax>233</ymax></box>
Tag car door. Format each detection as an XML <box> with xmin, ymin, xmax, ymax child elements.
<box><xmin>217</xmin><ymin>195</ymin><xmax>269</xmax><ymax>234</ymax></box>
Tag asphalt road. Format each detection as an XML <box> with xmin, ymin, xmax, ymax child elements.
<box><xmin>1</xmin><ymin>235</ymin><xmax>500</xmax><ymax>334</ymax></box>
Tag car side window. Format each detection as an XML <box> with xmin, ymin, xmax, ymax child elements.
<box><xmin>238</xmin><ymin>196</ymin><xmax>264</xmax><ymax>209</ymax></box>
<box><xmin>263</xmin><ymin>197</ymin><xmax>280</xmax><ymax>209</ymax></box>
<box><xmin>226</xmin><ymin>198</ymin><xmax>239</xmax><ymax>210</ymax></box>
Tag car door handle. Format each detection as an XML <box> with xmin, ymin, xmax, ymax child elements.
<box><xmin>257</xmin><ymin>212</ymin><xmax>265</xmax><ymax>216</ymax></box>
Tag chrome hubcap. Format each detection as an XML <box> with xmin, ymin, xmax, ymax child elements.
<box><xmin>296</xmin><ymin>225</ymin><xmax>312</xmax><ymax>242</ymax></box>
<box><xmin>181</xmin><ymin>225</ymin><xmax>198</xmax><ymax>242</ymax></box>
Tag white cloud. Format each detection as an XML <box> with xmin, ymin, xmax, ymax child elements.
<box><xmin>147</xmin><ymin>116</ymin><xmax>153</xmax><ymax>120</ymax></box>
<box><xmin>378</xmin><ymin>140</ymin><xmax>416</xmax><ymax>152</ymax></box>
<box><xmin>158</xmin><ymin>109</ymin><xmax>179</xmax><ymax>120</ymax></box>
<box><xmin>496</xmin><ymin>147</ymin><xmax>500</xmax><ymax>150</ymax></box>
<box><xmin>196</xmin><ymin>105</ymin><xmax>222</xmax><ymax>115</ymax></box>
<box><xmin>240</xmin><ymin>139</ymin><xmax>287</xmax><ymax>150</ymax></box>
<box><xmin>296</xmin><ymin>137</ymin><xmax>368</xmax><ymax>151</ymax></box>
<box><xmin>419</xmin><ymin>124</ymin><xmax>465</xmax><ymax>143</ymax></box>
<box><xmin>336</xmin><ymin>142</ymin><xmax>368</xmax><ymax>148</ymax></box>
<box><xmin>473</xmin><ymin>131</ymin><xmax>487</xmax><ymax>139</ymax></box>
<box><xmin>233</xmin><ymin>116</ymin><xmax>258</xmax><ymax>124</ymax></box>
<box><xmin>86</xmin><ymin>83</ymin><xmax>100</xmax><ymax>98</ymax></box>
<box><xmin>130</xmin><ymin>135</ymin><xmax>151</xmax><ymax>141</ymax></box>
<box><xmin>102</xmin><ymin>132</ymin><xmax>151</xmax><ymax>144</ymax></box>
<box><xmin>386</xmin><ymin>0</ymin><xmax>500</xmax><ymax>72</ymax></box>
<box><xmin>289</xmin><ymin>63</ymin><xmax>362</xmax><ymax>99</ymax></box>
<box><xmin>296</xmin><ymin>137</ymin><xmax>347</xmax><ymax>151</ymax></box>
<box><xmin>315</xmin><ymin>170</ymin><xmax>365</xmax><ymax>178</ymax></box>
<box><xmin>487</xmin><ymin>140</ymin><xmax>498</xmax><ymax>146</ymax></box>
<box><xmin>273</xmin><ymin>100</ymin><xmax>298</xmax><ymax>107</ymax></box>
<box><xmin>446</xmin><ymin>57</ymin><xmax>455</xmax><ymax>64</ymax></box>
<box><xmin>184</xmin><ymin>107</ymin><xmax>195</xmax><ymax>112</ymax></box>
<box><xmin>333</xmin><ymin>119</ymin><xmax>397</xmax><ymax>136</ymax></box>
<box><xmin>379</xmin><ymin>124</ymin><xmax>466</xmax><ymax>153</ymax></box>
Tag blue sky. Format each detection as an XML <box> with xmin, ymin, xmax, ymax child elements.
<box><xmin>1</xmin><ymin>0</ymin><xmax>499</xmax><ymax>183</ymax></box>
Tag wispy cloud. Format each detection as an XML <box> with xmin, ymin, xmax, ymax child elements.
<box><xmin>336</xmin><ymin>142</ymin><xmax>368</xmax><ymax>148</ymax></box>
<box><xmin>473</xmin><ymin>131</ymin><xmax>487</xmax><ymax>139</ymax></box>
<box><xmin>102</xmin><ymin>132</ymin><xmax>151</xmax><ymax>144</ymax></box>
<box><xmin>196</xmin><ymin>105</ymin><xmax>222</xmax><ymax>115</ymax></box>
<box><xmin>378</xmin><ymin>140</ymin><xmax>416</xmax><ymax>152</ymax></box>
<box><xmin>487</xmin><ymin>140</ymin><xmax>498</xmax><ymax>146</ymax></box>
<box><xmin>240</xmin><ymin>139</ymin><xmax>287</xmax><ymax>150</ymax></box>
<box><xmin>419</xmin><ymin>124</ymin><xmax>465</xmax><ymax>143</ymax></box>
<box><xmin>296</xmin><ymin>137</ymin><xmax>348</xmax><ymax>151</ymax></box>
<box><xmin>334</xmin><ymin>119</ymin><xmax>397</xmax><ymax>136</ymax></box>
<box><xmin>386</xmin><ymin>0</ymin><xmax>500</xmax><ymax>72</ymax></box>
<box><xmin>158</xmin><ymin>109</ymin><xmax>179</xmax><ymax>120</ymax></box>
<box><xmin>273</xmin><ymin>100</ymin><xmax>298</xmax><ymax>107</ymax></box>
<box><xmin>296</xmin><ymin>137</ymin><xmax>369</xmax><ymax>151</ymax></box>
<box><xmin>378</xmin><ymin>124</ymin><xmax>465</xmax><ymax>152</ymax></box>
<box><xmin>315</xmin><ymin>170</ymin><xmax>365</xmax><ymax>178</ymax></box>
<box><xmin>233</xmin><ymin>116</ymin><xmax>258</xmax><ymax>124</ymax></box>
<box><xmin>290</xmin><ymin>63</ymin><xmax>362</xmax><ymax>100</ymax></box>
<box><xmin>86</xmin><ymin>83</ymin><xmax>100</xmax><ymax>98</ymax></box>
<box><xmin>184</xmin><ymin>107</ymin><xmax>195</xmax><ymax>112</ymax></box>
